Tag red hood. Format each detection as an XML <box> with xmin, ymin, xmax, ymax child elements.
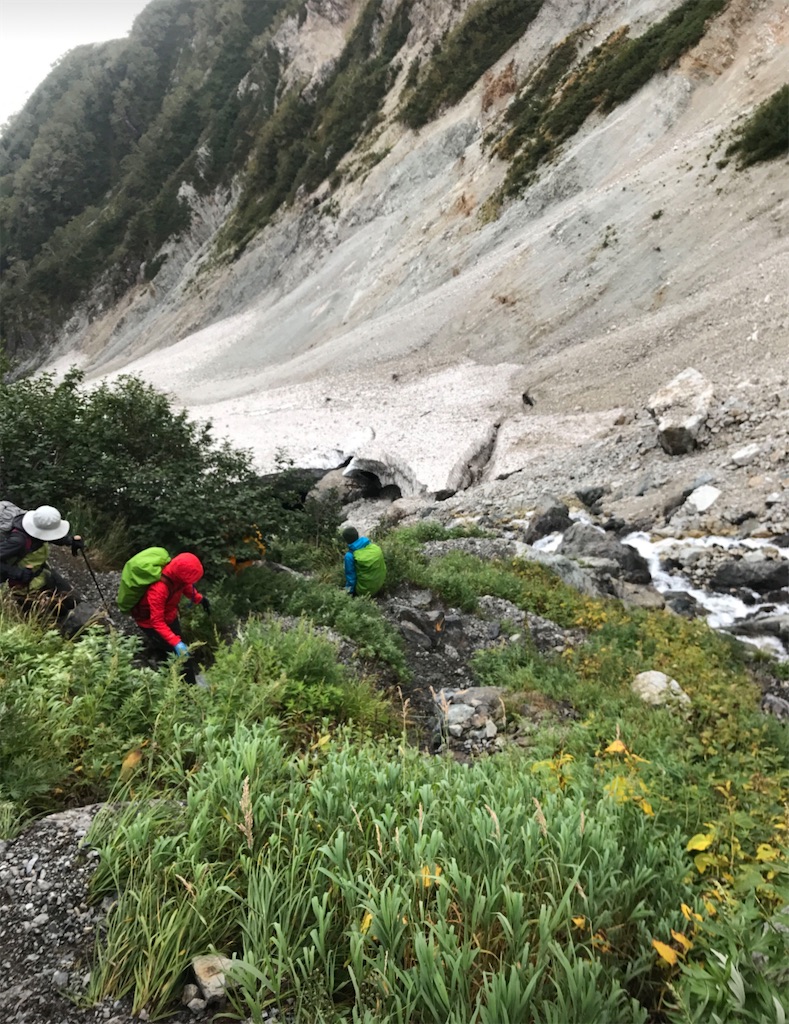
<box><xmin>163</xmin><ymin>552</ymin><xmax>203</xmax><ymax>585</ymax></box>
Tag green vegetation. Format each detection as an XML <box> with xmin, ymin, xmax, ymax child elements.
<box><xmin>0</xmin><ymin>0</ymin><xmax>416</xmax><ymax>346</ymax></box>
<box><xmin>2</xmin><ymin>6</ymin><xmax>789</xmax><ymax>1013</ymax></box>
<box><xmin>223</xmin><ymin>0</ymin><xmax>414</xmax><ymax>253</ymax></box>
<box><xmin>210</xmin><ymin>567</ymin><xmax>411</xmax><ymax>680</ymax></box>
<box><xmin>0</xmin><ymin>0</ymin><xmax>747</xmax><ymax>353</ymax></box>
<box><xmin>400</xmin><ymin>0</ymin><xmax>544</xmax><ymax>130</ymax></box>
<box><xmin>489</xmin><ymin>0</ymin><xmax>730</xmax><ymax>198</ymax></box>
<box><xmin>0</xmin><ymin>368</ymin><xmax>339</xmax><ymax>571</ymax></box>
<box><xmin>2</xmin><ymin>505</ymin><xmax>787</xmax><ymax>1021</ymax></box>
<box><xmin>726</xmin><ymin>84</ymin><xmax>789</xmax><ymax>168</ymax></box>
<box><xmin>0</xmin><ymin>597</ymin><xmax>392</xmax><ymax>820</ymax></box>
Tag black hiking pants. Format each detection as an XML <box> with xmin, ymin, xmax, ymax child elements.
<box><xmin>138</xmin><ymin>616</ymin><xmax>198</xmax><ymax>686</ymax></box>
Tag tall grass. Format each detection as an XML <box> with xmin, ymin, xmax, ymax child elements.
<box><xmin>83</xmin><ymin>724</ymin><xmax>692</xmax><ymax>1020</ymax></box>
<box><xmin>83</xmin><ymin>719</ymin><xmax>788</xmax><ymax>1021</ymax></box>
<box><xmin>2</xmin><ymin>522</ymin><xmax>787</xmax><ymax>1021</ymax></box>
<box><xmin>0</xmin><ymin>597</ymin><xmax>391</xmax><ymax>825</ymax></box>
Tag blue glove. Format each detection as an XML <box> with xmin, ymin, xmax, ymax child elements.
<box><xmin>200</xmin><ymin>597</ymin><xmax>211</xmax><ymax>615</ymax></box>
<box><xmin>173</xmin><ymin>641</ymin><xmax>189</xmax><ymax>657</ymax></box>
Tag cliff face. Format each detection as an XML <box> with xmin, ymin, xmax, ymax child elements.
<box><xmin>2</xmin><ymin>0</ymin><xmax>787</xmax><ymax>487</ymax></box>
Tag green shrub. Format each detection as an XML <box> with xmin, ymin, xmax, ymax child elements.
<box><xmin>497</xmin><ymin>0</ymin><xmax>729</xmax><ymax>197</ymax></box>
<box><xmin>400</xmin><ymin>0</ymin><xmax>544</xmax><ymax>129</ymax></box>
<box><xmin>209</xmin><ymin>558</ymin><xmax>410</xmax><ymax>679</ymax></box>
<box><xmin>381</xmin><ymin>533</ymin><xmax>591</xmax><ymax>626</ymax></box>
<box><xmin>726</xmin><ymin>85</ymin><xmax>789</xmax><ymax>168</ymax></box>
<box><xmin>208</xmin><ymin>616</ymin><xmax>394</xmax><ymax>735</ymax></box>
<box><xmin>0</xmin><ymin>598</ymin><xmax>392</xmax><ymax>829</ymax></box>
<box><xmin>0</xmin><ymin>613</ymin><xmax>184</xmax><ymax>814</ymax></box>
<box><xmin>223</xmin><ymin>0</ymin><xmax>414</xmax><ymax>253</ymax></box>
<box><xmin>669</xmin><ymin>893</ymin><xmax>789</xmax><ymax>1023</ymax></box>
<box><xmin>0</xmin><ymin>800</ymin><xmax>25</xmax><ymax>840</ymax></box>
<box><xmin>494</xmin><ymin>33</ymin><xmax>581</xmax><ymax>160</ymax></box>
<box><xmin>0</xmin><ymin>370</ymin><xmax>339</xmax><ymax>574</ymax></box>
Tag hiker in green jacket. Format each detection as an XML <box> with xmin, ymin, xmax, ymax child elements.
<box><xmin>0</xmin><ymin>505</ymin><xmax>84</xmax><ymax>613</ymax></box>
<box><xmin>342</xmin><ymin>526</ymin><xmax>386</xmax><ymax>597</ymax></box>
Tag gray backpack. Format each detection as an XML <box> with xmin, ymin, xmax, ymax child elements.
<box><xmin>0</xmin><ymin>500</ymin><xmax>26</xmax><ymax>537</ymax></box>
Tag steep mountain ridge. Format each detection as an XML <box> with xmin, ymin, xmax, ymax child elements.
<box><xmin>2</xmin><ymin>0</ymin><xmax>787</xmax><ymax>495</ymax></box>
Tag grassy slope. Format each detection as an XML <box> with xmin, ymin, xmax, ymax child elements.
<box><xmin>1</xmin><ymin>523</ymin><xmax>787</xmax><ymax>1022</ymax></box>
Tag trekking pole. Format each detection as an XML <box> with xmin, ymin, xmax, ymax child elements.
<box><xmin>81</xmin><ymin>549</ymin><xmax>113</xmax><ymax>616</ymax></box>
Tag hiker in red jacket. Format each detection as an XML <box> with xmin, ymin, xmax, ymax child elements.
<box><xmin>131</xmin><ymin>552</ymin><xmax>210</xmax><ymax>685</ymax></box>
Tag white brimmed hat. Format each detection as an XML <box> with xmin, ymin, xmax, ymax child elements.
<box><xmin>22</xmin><ymin>505</ymin><xmax>70</xmax><ymax>541</ymax></box>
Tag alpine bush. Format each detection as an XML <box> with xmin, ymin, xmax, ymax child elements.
<box><xmin>400</xmin><ymin>0</ymin><xmax>544</xmax><ymax>129</ymax></box>
<box><xmin>494</xmin><ymin>0</ymin><xmax>730</xmax><ymax>198</ymax></box>
<box><xmin>0</xmin><ymin>369</ymin><xmax>340</xmax><ymax>573</ymax></box>
<box><xmin>726</xmin><ymin>84</ymin><xmax>789</xmax><ymax>168</ymax></box>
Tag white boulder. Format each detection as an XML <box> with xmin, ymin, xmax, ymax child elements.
<box><xmin>631</xmin><ymin>670</ymin><xmax>690</xmax><ymax>707</ymax></box>
<box><xmin>647</xmin><ymin>369</ymin><xmax>715</xmax><ymax>455</ymax></box>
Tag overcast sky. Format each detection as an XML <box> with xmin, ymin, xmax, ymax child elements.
<box><xmin>0</xmin><ymin>0</ymin><xmax>152</xmax><ymax>126</ymax></box>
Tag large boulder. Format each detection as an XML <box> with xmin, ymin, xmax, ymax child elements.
<box><xmin>523</xmin><ymin>496</ymin><xmax>572</xmax><ymax>544</ymax></box>
<box><xmin>710</xmin><ymin>554</ymin><xmax>788</xmax><ymax>594</ymax></box>
<box><xmin>631</xmin><ymin>671</ymin><xmax>690</xmax><ymax>707</ymax></box>
<box><xmin>558</xmin><ymin>523</ymin><xmax>652</xmax><ymax>584</ymax></box>
<box><xmin>515</xmin><ymin>548</ymin><xmax>607</xmax><ymax>598</ymax></box>
<box><xmin>609</xmin><ymin>579</ymin><xmax>666</xmax><ymax>611</ymax></box>
<box><xmin>729</xmin><ymin>613</ymin><xmax>789</xmax><ymax>643</ymax></box>
<box><xmin>309</xmin><ymin>468</ymin><xmax>369</xmax><ymax>503</ymax></box>
<box><xmin>647</xmin><ymin>368</ymin><xmax>715</xmax><ymax>455</ymax></box>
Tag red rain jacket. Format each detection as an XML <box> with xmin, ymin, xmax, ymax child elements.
<box><xmin>131</xmin><ymin>552</ymin><xmax>204</xmax><ymax>647</ymax></box>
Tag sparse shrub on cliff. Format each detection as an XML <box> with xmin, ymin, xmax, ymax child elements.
<box><xmin>224</xmin><ymin>0</ymin><xmax>415</xmax><ymax>253</ymax></box>
<box><xmin>400</xmin><ymin>0</ymin><xmax>544</xmax><ymax>130</ymax></box>
<box><xmin>726</xmin><ymin>84</ymin><xmax>789</xmax><ymax>168</ymax></box>
<box><xmin>495</xmin><ymin>0</ymin><xmax>730</xmax><ymax>199</ymax></box>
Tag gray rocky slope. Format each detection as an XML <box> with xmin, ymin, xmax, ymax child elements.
<box><xmin>42</xmin><ymin>0</ymin><xmax>787</xmax><ymax>516</ymax></box>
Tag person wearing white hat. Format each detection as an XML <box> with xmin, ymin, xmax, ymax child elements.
<box><xmin>0</xmin><ymin>504</ymin><xmax>85</xmax><ymax>605</ymax></box>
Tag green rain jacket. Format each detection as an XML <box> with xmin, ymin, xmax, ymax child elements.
<box><xmin>344</xmin><ymin>537</ymin><xmax>386</xmax><ymax>596</ymax></box>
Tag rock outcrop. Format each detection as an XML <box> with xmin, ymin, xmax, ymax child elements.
<box><xmin>647</xmin><ymin>369</ymin><xmax>715</xmax><ymax>456</ymax></box>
